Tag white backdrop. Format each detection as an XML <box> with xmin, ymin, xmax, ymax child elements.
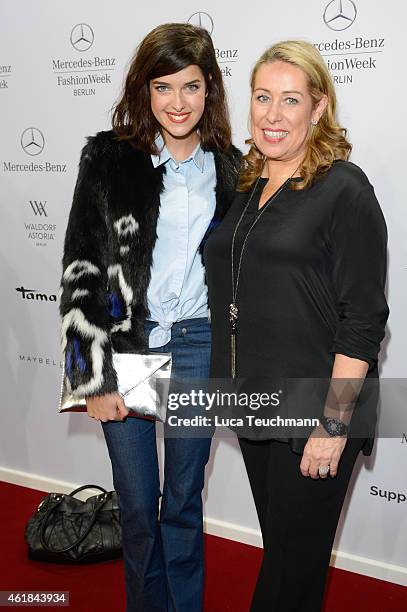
<box><xmin>1</xmin><ymin>0</ymin><xmax>406</xmax><ymax>586</ymax></box>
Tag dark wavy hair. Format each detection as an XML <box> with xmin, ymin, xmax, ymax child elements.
<box><xmin>112</xmin><ymin>23</ymin><xmax>231</xmax><ymax>153</ymax></box>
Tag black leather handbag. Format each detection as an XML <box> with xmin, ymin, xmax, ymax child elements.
<box><xmin>24</xmin><ymin>485</ymin><xmax>122</xmax><ymax>563</ymax></box>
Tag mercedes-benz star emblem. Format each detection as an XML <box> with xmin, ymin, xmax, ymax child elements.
<box><xmin>70</xmin><ymin>23</ymin><xmax>94</xmax><ymax>52</ymax></box>
<box><xmin>21</xmin><ymin>128</ymin><xmax>45</xmax><ymax>156</ymax></box>
<box><xmin>323</xmin><ymin>0</ymin><xmax>357</xmax><ymax>31</ymax></box>
<box><xmin>187</xmin><ymin>12</ymin><xmax>214</xmax><ymax>35</ymax></box>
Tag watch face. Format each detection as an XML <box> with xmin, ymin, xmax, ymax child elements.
<box><xmin>331</xmin><ymin>421</ymin><xmax>342</xmax><ymax>435</ymax></box>
<box><xmin>322</xmin><ymin>417</ymin><xmax>347</xmax><ymax>436</ymax></box>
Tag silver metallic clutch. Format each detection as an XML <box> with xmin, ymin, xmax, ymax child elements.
<box><xmin>59</xmin><ymin>352</ymin><xmax>172</xmax><ymax>422</ymax></box>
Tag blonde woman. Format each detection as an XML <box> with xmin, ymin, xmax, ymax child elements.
<box><xmin>204</xmin><ymin>41</ymin><xmax>388</xmax><ymax>611</ymax></box>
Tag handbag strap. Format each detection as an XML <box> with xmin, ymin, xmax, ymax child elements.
<box><xmin>69</xmin><ymin>484</ymin><xmax>107</xmax><ymax>497</ymax></box>
<box><xmin>39</xmin><ymin>491</ymin><xmax>109</xmax><ymax>554</ymax></box>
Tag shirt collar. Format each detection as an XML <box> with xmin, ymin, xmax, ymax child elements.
<box><xmin>150</xmin><ymin>133</ymin><xmax>205</xmax><ymax>173</ymax></box>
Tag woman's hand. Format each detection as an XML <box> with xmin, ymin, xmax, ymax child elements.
<box><xmin>300</xmin><ymin>353</ymin><xmax>368</xmax><ymax>479</ymax></box>
<box><xmin>300</xmin><ymin>425</ymin><xmax>347</xmax><ymax>479</ymax></box>
<box><xmin>86</xmin><ymin>393</ymin><xmax>129</xmax><ymax>423</ymax></box>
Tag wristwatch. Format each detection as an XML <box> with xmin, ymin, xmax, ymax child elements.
<box><xmin>320</xmin><ymin>416</ymin><xmax>348</xmax><ymax>437</ymax></box>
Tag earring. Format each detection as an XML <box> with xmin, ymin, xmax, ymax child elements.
<box><xmin>311</xmin><ymin>120</ymin><xmax>318</xmax><ymax>126</ymax></box>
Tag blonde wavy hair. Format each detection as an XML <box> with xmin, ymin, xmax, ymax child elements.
<box><xmin>238</xmin><ymin>40</ymin><xmax>352</xmax><ymax>192</ymax></box>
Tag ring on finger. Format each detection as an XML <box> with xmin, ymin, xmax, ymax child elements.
<box><xmin>318</xmin><ymin>465</ymin><xmax>330</xmax><ymax>476</ymax></box>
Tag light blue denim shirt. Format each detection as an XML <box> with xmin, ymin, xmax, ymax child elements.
<box><xmin>147</xmin><ymin>135</ymin><xmax>216</xmax><ymax>348</ymax></box>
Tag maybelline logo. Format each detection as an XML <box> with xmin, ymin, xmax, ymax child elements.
<box><xmin>16</xmin><ymin>286</ymin><xmax>57</xmax><ymax>302</ymax></box>
<box><xmin>0</xmin><ymin>64</ymin><xmax>11</xmax><ymax>89</ymax></box>
<box><xmin>370</xmin><ymin>486</ymin><xmax>406</xmax><ymax>504</ymax></box>
<box><xmin>315</xmin><ymin>0</ymin><xmax>385</xmax><ymax>85</ymax></box>
<box><xmin>51</xmin><ymin>23</ymin><xmax>116</xmax><ymax>97</ymax></box>
<box><xmin>25</xmin><ymin>201</ymin><xmax>56</xmax><ymax>247</ymax></box>
<box><xmin>2</xmin><ymin>130</ymin><xmax>67</xmax><ymax>174</ymax></box>
<box><xmin>19</xmin><ymin>354</ymin><xmax>63</xmax><ymax>368</ymax></box>
<box><xmin>187</xmin><ymin>12</ymin><xmax>239</xmax><ymax>78</ymax></box>
<box><xmin>323</xmin><ymin>0</ymin><xmax>357</xmax><ymax>31</ymax></box>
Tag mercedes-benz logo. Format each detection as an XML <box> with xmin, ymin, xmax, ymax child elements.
<box><xmin>187</xmin><ymin>12</ymin><xmax>214</xmax><ymax>35</ymax></box>
<box><xmin>323</xmin><ymin>0</ymin><xmax>357</xmax><ymax>31</ymax></box>
<box><xmin>70</xmin><ymin>23</ymin><xmax>94</xmax><ymax>52</ymax></box>
<box><xmin>21</xmin><ymin>128</ymin><xmax>45</xmax><ymax>156</ymax></box>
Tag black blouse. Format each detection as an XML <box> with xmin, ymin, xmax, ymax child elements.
<box><xmin>204</xmin><ymin>160</ymin><xmax>389</xmax><ymax>455</ymax></box>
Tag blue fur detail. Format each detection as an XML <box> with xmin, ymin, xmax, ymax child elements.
<box><xmin>73</xmin><ymin>337</ymin><xmax>87</xmax><ymax>374</ymax></box>
<box><xmin>66</xmin><ymin>348</ymin><xmax>73</xmax><ymax>381</ymax></box>
<box><xmin>108</xmin><ymin>292</ymin><xmax>124</xmax><ymax>319</ymax></box>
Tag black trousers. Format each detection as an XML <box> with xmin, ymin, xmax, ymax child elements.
<box><xmin>238</xmin><ymin>437</ymin><xmax>364</xmax><ymax>612</ymax></box>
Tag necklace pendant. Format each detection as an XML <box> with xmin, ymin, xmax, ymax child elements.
<box><xmin>229</xmin><ymin>303</ymin><xmax>238</xmax><ymax>378</ymax></box>
<box><xmin>231</xmin><ymin>332</ymin><xmax>237</xmax><ymax>379</ymax></box>
<box><xmin>229</xmin><ymin>302</ymin><xmax>239</xmax><ymax>329</ymax></box>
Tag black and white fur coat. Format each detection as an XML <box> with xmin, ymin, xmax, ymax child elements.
<box><xmin>59</xmin><ymin>130</ymin><xmax>241</xmax><ymax>398</ymax></box>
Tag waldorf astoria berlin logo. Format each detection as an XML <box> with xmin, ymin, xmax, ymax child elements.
<box><xmin>323</xmin><ymin>0</ymin><xmax>357</xmax><ymax>31</ymax></box>
<box><xmin>20</xmin><ymin>128</ymin><xmax>45</xmax><ymax>156</ymax></box>
<box><xmin>25</xmin><ymin>200</ymin><xmax>57</xmax><ymax>248</ymax></box>
<box><xmin>70</xmin><ymin>23</ymin><xmax>94</xmax><ymax>52</ymax></box>
<box><xmin>29</xmin><ymin>200</ymin><xmax>47</xmax><ymax>216</ymax></box>
<box><xmin>188</xmin><ymin>12</ymin><xmax>214</xmax><ymax>35</ymax></box>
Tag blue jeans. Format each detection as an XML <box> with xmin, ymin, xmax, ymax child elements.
<box><xmin>102</xmin><ymin>318</ymin><xmax>212</xmax><ymax>612</ymax></box>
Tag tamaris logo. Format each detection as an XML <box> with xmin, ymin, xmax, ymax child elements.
<box><xmin>15</xmin><ymin>286</ymin><xmax>57</xmax><ymax>302</ymax></box>
<box><xmin>370</xmin><ymin>486</ymin><xmax>406</xmax><ymax>504</ymax></box>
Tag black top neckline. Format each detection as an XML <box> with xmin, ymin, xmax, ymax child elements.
<box><xmin>258</xmin><ymin>176</ymin><xmax>303</xmax><ymax>183</ymax></box>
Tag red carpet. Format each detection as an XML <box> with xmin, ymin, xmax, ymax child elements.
<box><xmin>0</xmin><ymin>481</ymin><xmax>405</xmax><ymax>611</ymax></box>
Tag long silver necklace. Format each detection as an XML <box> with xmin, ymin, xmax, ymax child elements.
<box><xmin>229</xmin><ymin>172</ymin><xmax>293</xmax><ymax>378</ymax></box>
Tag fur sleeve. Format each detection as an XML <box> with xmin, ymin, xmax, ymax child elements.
<box><xmin>59</xmin><ymin>137</ymin><xmax>118</xmax><ymax>398</ymax></box>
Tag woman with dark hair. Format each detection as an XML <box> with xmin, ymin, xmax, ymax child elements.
<box><xmin>204</xmin><ymin>40</ymin><xmax>388</xmax><ymax>611</ymax></box>
<box><xmin>59</xmin><ymin>23</ymin><xmax>240</xmax><ymax>612</ymax></box>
